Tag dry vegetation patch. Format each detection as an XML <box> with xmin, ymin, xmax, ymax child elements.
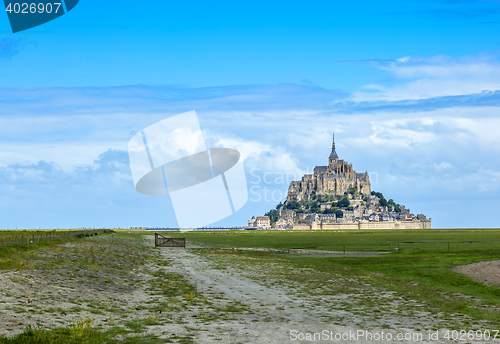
<box><xmin>453</xmin><ymin>260</ymin><xmax>500</xmax><ymax>286</ymax></box>
<box><xmin>0</xmin><ymin>234</ymin><xmax>156</xmax><ymax>337</ymax></box>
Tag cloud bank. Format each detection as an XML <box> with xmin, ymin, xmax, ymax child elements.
<box><xmin>1</xmin><ymin>53</ymin><xmax>500</xmax><ymax>228</ymax></box>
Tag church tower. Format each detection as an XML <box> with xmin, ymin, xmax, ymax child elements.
<box><xmin>328</xmin><ymin>131</ymin><xmax>339</xmax><ymax>167</ymax></box>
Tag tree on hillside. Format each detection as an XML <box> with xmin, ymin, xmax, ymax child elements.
<box><xmin>338</xmin><ymin>196</ymin><xmax>350</xmax><ymax>208</ymax></box>
<box><xmin>379</xmin><ymin>197</ymin><xmax>388</xmax><ymax>207</ymax></box>
<box><xmin>371</xmin><ymin>191</ymin><xmax>384</xmax><ymax>199</ymax></box>
<box><xmin>334</xmin><ymin>209</ymin><xmax>343</xmax><ymax>218</ymax></box>
<box><xmin>286</xmin><ymin>199</ymin><xmax>300</xmax><ymax>210</ymax></box>
<box><xmin>310</xmin><ymin>201</ymin><xmax>321</xmax><ymax>213</ymax></box>
<box><xmin>265</xmin><ymin>209</ymin><xmax>280</xmax><ymax>226</ymax></box>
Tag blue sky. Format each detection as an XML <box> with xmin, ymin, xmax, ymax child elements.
<box><xmin>0</xmin><ymin>0</ymin><xmax>499</xmax><ymax>228</ymax></box>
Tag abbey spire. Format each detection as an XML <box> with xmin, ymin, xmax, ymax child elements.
<box><xmin>329</xmin><ymin>131</ymin><xmax>339</xmax><ymax>160</ymax></box>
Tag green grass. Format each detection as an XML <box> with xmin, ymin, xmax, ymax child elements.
<box><xmin>0</xmin><ymin>230</ymin><xmax>114</xmax><ymax>270</ymax></box>
<box><xmin>166</xmin><ymin>229</ymin><xmax>500</xmax><ymax>325</ymax></box>
<box><xmin>0</xmin><ymin>229</ymin><xmax>110</xmax><ymax>245</ymax></box>
<box><xmin>299</xmin><ymin>249</ymin><xmax>500</xmax><ymax>323</ymax></box>
<box><xmin>0</xmin><ymin>321</ymin><xmax>164</xmax><ymax>344</ymax></box>
<box><xmin>148</xmin><ymin>271</ymin><xmax>197</xmax><ymax>298</ymax></box>
<box><xmin>165</xmin><ymin>228</ymin><xmax>500</xmax><ymax>252</ymax></box>
<box><xmin>0</xmin><ymin>240</ymin><xmax>68</xmax><ymax>270</ymax></box>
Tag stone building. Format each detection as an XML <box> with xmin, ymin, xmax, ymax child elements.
<box><xmin>248</xmin><ymin>216</ymin><xmax>271</xmax><ymax>229</ymax></box>
<box><xmin>254</xmin><ymin>131</ymin><xmax>431</xmax><ymax>230</ymax></box>
<box><xmin>287</xmin><ymin>132</ymin><xmax>371</xmax><ymax>201</ymax></box>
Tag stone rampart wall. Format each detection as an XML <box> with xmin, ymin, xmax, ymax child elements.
<box><xmin>293</xmin><ymin>220</ymin><xmax>431</xmax><ymax>230</ymax></box>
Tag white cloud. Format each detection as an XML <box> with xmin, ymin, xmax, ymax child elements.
<box><xmin>1</xmin><ymin>82</ymin><xmax>500</xmax><ymax>228</ymax></box>
<box><xmin>210</xmin><ymin>135</ymin><xmax>305</xmax><ymax>179</ymax></box>
<box><xmin>351</xmin><ymin>54</ymin><xmax>500</xmax><ymax>101</ymax></box>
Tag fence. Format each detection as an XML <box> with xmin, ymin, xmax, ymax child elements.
<box><xmin>218</xmin><ymin>241</ymin><xmax>491</xmax><ymax>254</ymax></box>
<box><xmin>0</xmin><ymin>229</ymin><xmax>113</xmax><ymax>248</ymax></box>
<box><xmin>319</xmin><ymin>241</ymin><xmax>486</xmax><ymax>253</ymax></box>
<box><xmin>154</xmin><ymin>233</ymin><xmax>186</xmax><ymax>248</ymax></box>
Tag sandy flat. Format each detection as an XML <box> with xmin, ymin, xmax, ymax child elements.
<box><xmin>453</xmin><ymin>260</ymin><xmax>500</xmax><ymax>286</ymax></box>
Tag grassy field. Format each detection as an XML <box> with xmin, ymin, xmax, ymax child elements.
<box><xmin>166</xmin><ymin>229</ymin><xmax>500</xmax><ymax>325</ymax></box>
<box><xmin>1</xmin><ymin>228</ymin><xmax>500</xmax><ymax>342</ymax></box>
<box><xmin>0</xmin><ymin>229</ymin><xmax>111</xmax><ymax>248</ymax></box>
<box><xmin>0</xmin><ymin>231</ymin><xmax>179</xmax><ymax>343</ymax></box>
<box><xmin>163</xmin><ymin>228</ymin><xmax>500</xmax><ymax>252</ymax></box>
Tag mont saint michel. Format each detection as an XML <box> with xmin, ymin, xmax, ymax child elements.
<box><xmin>250</xmin><ymin>133</ymin><xmax>431</xmax><ymax>230</ymax></box>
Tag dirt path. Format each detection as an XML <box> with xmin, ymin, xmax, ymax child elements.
<box><xmin>163</xmin><ymin>247</ymin><xmax>353</xmax><ymax>343</ymax></box>
<box><xmin>157</xmin><ymin>244</ymin><xmax>464</xmax><ymax>343</ymax></box>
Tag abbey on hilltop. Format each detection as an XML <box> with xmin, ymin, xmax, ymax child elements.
<box><xmin>249</xmin><ymin>132</ymin><xmax>431</xmax><ymax>230</ymax></box>
<box><xmin>287</xmin><ymin>132</ymin><xmax>371</xmax><ymax>202</ymax></box>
